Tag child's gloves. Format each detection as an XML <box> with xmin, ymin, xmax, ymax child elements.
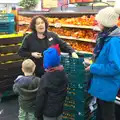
<box><xmin>72</xmin><ymin>52</ymin><xmax>79</xmax><ymax>58</ymax></box>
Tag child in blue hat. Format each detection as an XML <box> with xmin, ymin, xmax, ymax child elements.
<box><xmin>35</xmin><ymin>44</ymin><xmax>68</xmax><ymax>120</ymax></box>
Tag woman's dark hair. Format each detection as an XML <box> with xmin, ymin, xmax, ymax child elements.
<box><xmin>30</xmin><ymin>15</ymin><xmax>49</xmax><ymax>33</ymax></box>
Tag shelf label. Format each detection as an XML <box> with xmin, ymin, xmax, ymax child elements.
<box><xmin>92</xmin><ymin>39</ymin><xmax>96</xmax><ymax>43</ymax></box>
<box><xmin>54</xmin><ymin>23</ymin><xmax>62</xmax><ymax>28</ymax></box>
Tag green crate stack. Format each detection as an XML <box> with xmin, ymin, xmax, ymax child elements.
<box><xmin>61</xmin><ymin>54</ymin><xmax>96</xmax><ymax>120</ymax></box>
<box><xmin>63</xmin><ymin>110</ymin><xmax>96</xmax><ymax>120</ymax></box>
<box><xmin>0</xmin><ymin>13</ymin><xmax>15</xmax><ymax>34</ymax></box>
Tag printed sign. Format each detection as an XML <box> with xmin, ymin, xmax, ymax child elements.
<box><xmin>42</xmin><ymin>0</ymin><xmax>58</xmax><ymax>8</ymax></box>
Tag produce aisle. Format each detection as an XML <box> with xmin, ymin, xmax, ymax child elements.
<box><xmin>1</xmin><ymin>6</ymin><xmax>120</xmax><ymax>120</ymax></box>
<box><xmin>18</xmin><ymin>12</ymin><xmax>97</xmax><ymax>54</ymax></box>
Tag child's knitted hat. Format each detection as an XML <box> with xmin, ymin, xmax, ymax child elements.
<box><xmin>43</xmin><ymin>44</ymin><xmax>61</xmax><ymax>69</ymax></box>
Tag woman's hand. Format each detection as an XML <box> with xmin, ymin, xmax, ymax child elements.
<box><xmin>31</xmin><ymin>52</ymin><xmax>42</xmax><ymax>59</ymax></box>
<box><xmin>85</xmin><ymin>66</ymin><xmax>90</xmax><ymax>71</ymax></box>
<box><xmin>84</xmin><ymin>58</ymin><xmax>92</xmax><ymax>65</ymax></box>
<box><xmin>72</xmin><ymin>52</ymin><xmax>79</xmax><ymax>58</ymax></box>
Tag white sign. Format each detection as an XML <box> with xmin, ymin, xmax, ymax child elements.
<box><xmin>42</xmin><ymin>0</ymin><xmax>58</xmax><ymax>8</ymax></box>
<box><xmin>0</xmin><ymin>0</ymin><xmax>20</xmax><ymax>4</ymax></box>
<box><xmin>107</xmin><ymin>0</ymin><xmax>115</xmax><ymax>1</ymax></box>
<box><xmin>115</xmin><ymin>0</ymin><xmax>120</xmax><ymax>7</ymax></box>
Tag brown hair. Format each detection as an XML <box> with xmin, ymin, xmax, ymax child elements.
<box><xmin>30</xmin><ymin>15</ymin><xmax>49</xmax><ymax>33</ymax></box>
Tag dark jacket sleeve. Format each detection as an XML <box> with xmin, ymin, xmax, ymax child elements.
<box><xmin>35</xmin><ymin>78</ymin><xmax>47</xmax><ymax>118</ymax></box>
<box><xmin>13</xmin><ymin>82</ymin><xmax>19</xmax><ymax>94</ymax></box>
<box><xmin>13</xmin><ymin>76</ymin><xmax>23</xmax><ymax>94</ymax></box>
<box><xmin>54</xmin><ymin>33</ymin><xmax>75</xmax><ymax>54</ymax></box>
<box><xmin>18</xmin><ymin>34</ymin><xmax>31</xmax><ymax>58</ymax></box>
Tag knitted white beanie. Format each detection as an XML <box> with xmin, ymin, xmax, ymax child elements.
<box><xmin>96</xmin><ymin>7</ymin><xmax>120</xmax><ymax>27</ymax></box>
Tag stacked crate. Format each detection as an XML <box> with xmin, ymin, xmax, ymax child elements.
<box><xmin>61</xmin><ymin>54</ymin><xmax>96</xmax><ymax>120</ymax></box>
<box><xmin>0</xmin><ymin>13</ymin><xmax>15</xmax><ymax>34</ymax></box>
<box><xmin>0</xmin><ymin>36</ymin><xmax>23</xmax><ymax>101</ymax></box>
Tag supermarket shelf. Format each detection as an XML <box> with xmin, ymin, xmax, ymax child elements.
<box><xmin>18</xmin><ymin>32</ymin><xmax>96</xmax><ymax>43</ymax></box>
<box><xmin>18</xmin><ymin>22</ymin><xmax>94</xmax><ymax>29</ymax></box>
<box><xmin>49</xmin><ymin>23</ymin><xmax>94</xmax><ymax>29</ymax></box>
<box><xmin>18</xmin><ymin>22</ymin><xmax>30</xmax><ymax>25</ymax></box>
<box><xmin>76</xmin><ymin>50</ymin><xmax>93</xmax><ymax>54</ymax></box>
<box><xmin>59</xmin><ymin>35</ymin><xmax>96</xmax><ymax>43</ymax></box>
<box><xmin>1</xmin><ymin>53</ymin><xmax>14</xmax><ymax>56</ymax></box>
<box><xmin>0</xmin><ymin>33</ymin><xmax>23</xmax><ymax>39</ymax></box>
<box><xmin>0</xmin><ymin>43</ymin><xmax>20</xmax><ymax>48</ymax></box>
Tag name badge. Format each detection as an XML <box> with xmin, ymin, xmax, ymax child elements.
<box><xmin>49</xmin><ymin>37</ymin><xmax>53</xmax><ymax>41</ymax></box>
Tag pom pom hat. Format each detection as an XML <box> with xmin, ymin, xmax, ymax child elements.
<box><xmin>43</xmin><ymin>44</ymin><xmax>61</xmax><ymax>69</ymax></box>
<box><xmin>95</xmin><ymin>7</ymin><xmax>120</xmax><ymax>27</ymax></box>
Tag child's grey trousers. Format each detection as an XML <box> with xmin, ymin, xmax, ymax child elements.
<box><xmin>43</xmin><ymin>114</ymin><xmax>62</xmax><ymax>120</ymax></box>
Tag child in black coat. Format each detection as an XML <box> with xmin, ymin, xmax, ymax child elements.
<box><xmin>35</xmin><ymin>44</ymin><xmax>68</xmax><ymax>120</ymax></box>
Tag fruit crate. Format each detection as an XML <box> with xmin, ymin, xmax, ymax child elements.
<box><xmin>0</xmin><ymin>13</ymin><xmax>15</xmax><ymax>33</ymax></box>
<box><xmin>64</xmin><ymin>96</ymin><xmax>92</xmax><ymax>113</ymax></box>
<box><xmin>61</xmin><ymin>57</ymin><xmax>91</xmax><ymax>84</ymax></box>
<box><xmin>63</xmin><ymin>110</ymin><xmax>96</xmax><ymax>120</ymax></box>
<box><xmin>61</xmin><ymin>54</ymin><xmax>96</xmax><ymax>120</ymax></box>
<box><xmin>67</xmin><ymin>87</ymin><xmax>91</xmax><ymax>101</ymax></box>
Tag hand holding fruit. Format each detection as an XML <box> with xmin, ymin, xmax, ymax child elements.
<box><xmin>72</xmin><ymin>52</ymin><xmax>79</xmax><ymax>58</ymax></box>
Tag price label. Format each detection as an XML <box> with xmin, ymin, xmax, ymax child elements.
<box><xmin>54</xmin><ymin>23</ymin><xmax>62</xmax><ymax>28</ymax></box>
<box><xmin>92</xmin><ymin>39</ymin><xmax>96</xmax><ymax>43</ymax></box>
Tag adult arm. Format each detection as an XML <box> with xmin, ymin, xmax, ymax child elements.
<box><xmin>18</xmin><ymin>34</ymin><xmax>31</xmax><ymax>57</ymax></box>
<box><xmin>54</xmin><ymin>33</ymin><xmax>78</xmax><ymax>58</ymax></box>
<box><xmin>90</xmin><ymin>38</ymin><xmax>120</xmax><ymax>76</ymax></box>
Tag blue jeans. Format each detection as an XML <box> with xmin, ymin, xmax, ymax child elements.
<box><xmin>18</xmin><ymin>107</ymin><xmax>37</xmax><ymax>120</ymax></box>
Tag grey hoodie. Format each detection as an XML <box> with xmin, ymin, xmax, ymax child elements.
<box><xmin>109</xmin><ymin>28</ymin><xmax>120</xmax><ymax>37</ymax></box>
<box><xmin>13</xmin><ymin>75</ymin><xmax>40</xmax><ymax>112</ymax></box>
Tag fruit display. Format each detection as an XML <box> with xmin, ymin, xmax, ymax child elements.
<box><xmin>47</xmin><ymin>16</ymin><xmax>120</xmax><ymax>27</ymax></box>
<box><xmin>18</xmin><ymin>15</ymin><xmax>120</xmax><ymax>27</ymax></box>
<box><xmin>18</xmin><ymin>25</ymin><xmax>30</xmax><ymax>33</ymax></box>
<box><xmin>17</xmin><ymin>15</ymin><xmax>120</xmax><ymax>54</ymax></box>
<box><xmin>70</xmin><ymin>0</ymin><xmax>93</xmax><ymax>3</ymax></box>
<box><xmin>48</xmin><ymin>27</ymin><xmax>97</xmax><ymax>40</ymax></box>
<box><xmin>17</xmin><ymin>15</ymin><xmax>120</xmax><ymax>33</ymax></box>
<box><xmin>47</xmin><ymin>15</ymin><xmax>96</xmax><ymax>26</ymax></box>
<box><xmin>118</xmin><ymin>18</ymin><xmax>120</xmax><ymax>27</ymax></box>
<box><xmin>18</xmin><ymin>15</ymin><xmax>32</xmax><ymax>23</ymax></box>
<box><xmin>64</xmin><ymin>39</ymin><xmax>94</xmax><ymax>53</ymax></box>
<box><xmin>17</xmin><ymin>15</ymin><xmax>32</xmax><ymax>33</ymax></box>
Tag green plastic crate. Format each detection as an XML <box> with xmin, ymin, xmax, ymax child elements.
<box><xmin>64</xmin><ymin>95</ymin><xmax>92</xmax><ymax>113</ymax></box>
<box><xmin>63</xmin><ymin>110</ymin><xmax>95</xmax><ymax>120</ymax></box>
<box><xmin>67</xmin><ymin>88</ymin><xmax>90</xmax><ymax>101</ymax></box>
<box><xmin>61</xmin><ymin>56</ymin><xmax>92</xmax><ymax>85</ymax></box>
<box><xmin>61</xmin><ymin>55</ymin><xmax>96</xmax><ymax>120</ymax></box>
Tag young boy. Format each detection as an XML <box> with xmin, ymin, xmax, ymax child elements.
<box><xmin>13</xmin><ymin>59</ymin><xmax>40</xmax><ymax>120</ymax></box>
<box><xmin>35</xmin><ymin>45</ymin><xmax>68</xmax><ymax>120</ymax></box>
